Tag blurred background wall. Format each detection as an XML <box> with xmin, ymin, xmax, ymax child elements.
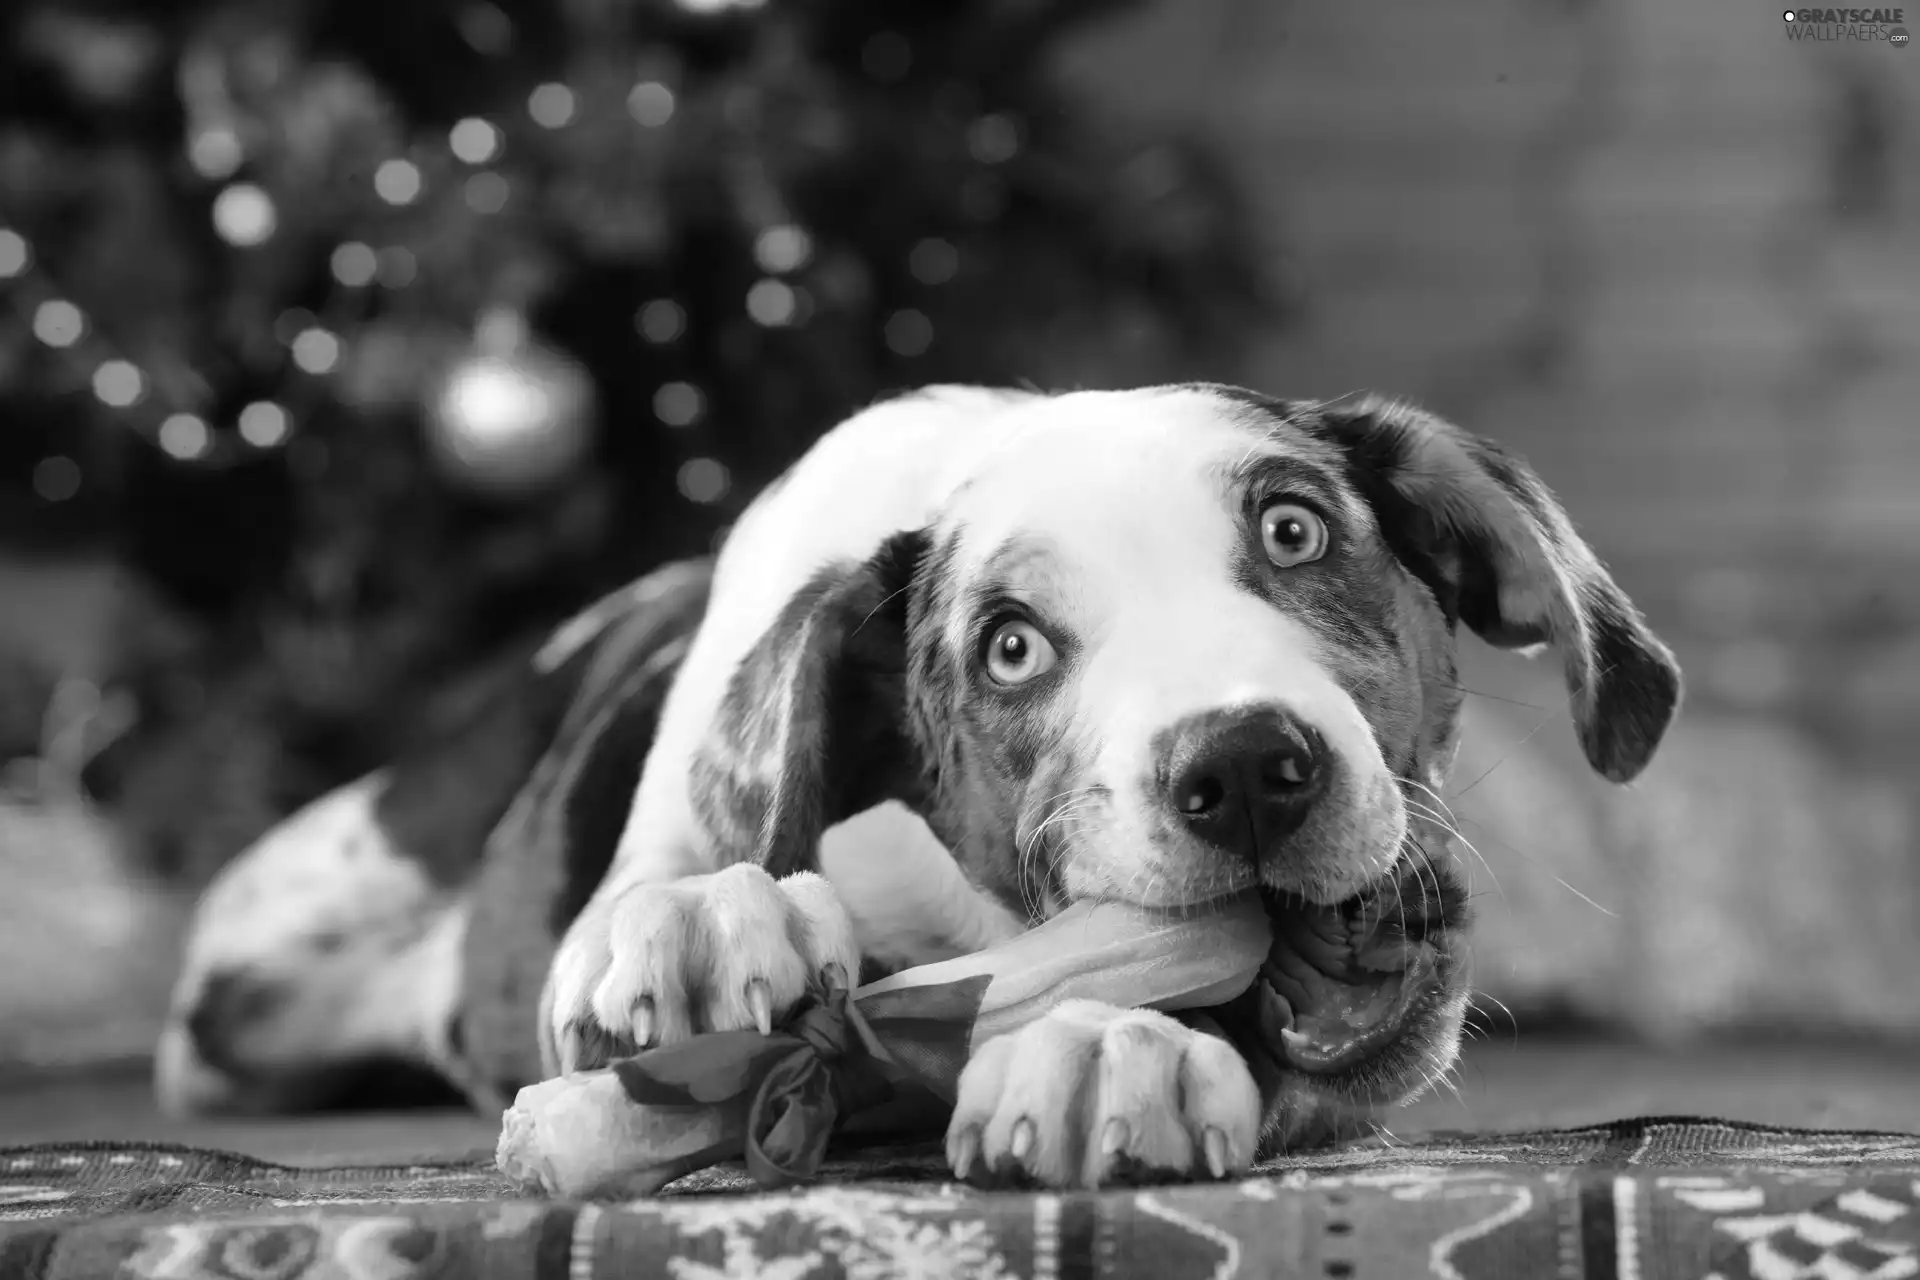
<box><xmin>2</xmin><ymin>0</ymin><xmax>1917</xmax><ymax>1069</ymax></box>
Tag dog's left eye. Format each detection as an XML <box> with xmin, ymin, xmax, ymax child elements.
<box><xmin>1260</xmin><ymin>502</ymin><xmax>1329</xmax><ymax>567</ymax></box>
<box><xmin>984</xmin><ymin>619</ymin><xmax>1057</xmax><ymax>686</ymax></box>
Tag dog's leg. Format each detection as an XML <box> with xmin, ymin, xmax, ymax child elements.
<box><xmin>945</xmin><ymin>999</ymin><xmax>1263</xmax><ymax>1190</ymax></box>
<box><xmin>817</xmin><ymin>802</ymin><xmax>1026</xmax><ymax>977</ymax></box>
<box><xmin>541</xmin><ymin>533</ymin><xmax>930</xmax><ymax>1075</ymax></box>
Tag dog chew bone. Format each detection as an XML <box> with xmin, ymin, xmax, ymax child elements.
<box><xmin>496</xmin><ymin>893</ymin><xmax>1269</xmax><ymax>1198</ymax></box>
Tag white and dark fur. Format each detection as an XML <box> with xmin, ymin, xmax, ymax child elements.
<box><xmin>158</xmin><ymin>384</ymin><xmax>1680</xmax><ymax>1188</ymax></box>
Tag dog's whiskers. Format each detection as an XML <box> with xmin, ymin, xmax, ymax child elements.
<box><xmin>1435</xmin><ymin>683</ymin><xmax>1550</xmax><ymax>713</ymax></box>
<box><xmin>1472</xmin><ymin>990</ymin><xmax>1522</xmax><ymax>1049</ymax></box>
<box><xmin>1016</xmin><ymin>787</ymin><xmax>1106</xmax><ymax>919</ymax></box>
<box><xmin>1444</xmin><ymin>680</ymin><xmax>1597</xmax><ymax>802</ymax></box>
<box><xmin>1404</xmin><ymin>779</ymin><xmax>1619</xmax><ymax>919</ymax></box>
<box><xmin>1399</xmin><ymin>776</ymin><xmax>1461</xmax><ymax>830</ymax></box>
<box><xmin>1402</xmin><ymin>796</ymin><xmax>1500</xmax><ymax>908</ymax></box>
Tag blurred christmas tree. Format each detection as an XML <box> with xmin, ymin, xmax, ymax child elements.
<box><xmin>0</xmin><ymin>0</ymin><xmax>1269</xmax><ymax>884</ymax></box>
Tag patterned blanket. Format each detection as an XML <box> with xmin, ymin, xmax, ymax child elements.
<box><xmin>4</xmin><ymin>1117</ymin><xmax>1919</xmax><ymax>1279</ymax></box>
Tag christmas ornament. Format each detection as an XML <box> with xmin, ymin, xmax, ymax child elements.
<box><xmin>423</xmin><ymin>308</ymin><xmax>596</xmax><ymax>498</ymax></box>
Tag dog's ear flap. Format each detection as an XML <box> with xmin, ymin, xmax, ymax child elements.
<box><xmin>1314</xmin><ymin>398</ymin><xmax>1682</xmax><ymax>783</ymax></box>
<box><xmin>701</xmin><ymin>529</ymin><xmax>928</xmax><ymax>874</ymax></box>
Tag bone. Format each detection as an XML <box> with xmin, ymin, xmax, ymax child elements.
<box><xmin>496</xmin><ymin>892</ymin><xmax>1269</xmax><ymax>1198</ymax></box>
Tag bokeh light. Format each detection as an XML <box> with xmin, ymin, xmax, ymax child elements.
<box><xmin>291</xmin><ymin>328</ymin><xmax>340</xmax><ymax>374</ymax></box>
<box><xmin>884</xmin><ymin>308</ymin><xmax>933</xmax><ymax>356</ymax></box>
<box><xmin>465</xmin><ymin>172</ymin><xmax>510</xmax><ymax>213</ymax></box>
<box><xmin>909</xmin><ymin>237</ymin><xmax>958</xmax><ymax>285</ymax></box>
<box><xmin>32</xmin><ymin>456</ymin><xmax>81</xmax><ymax>502</ymax></box>
<box><xmin>677</xmin><ymin>457</ymin><xmax>729</xmax><ymax>503</ymax></box>
<box><xmin>330</xmin><ymin>242</ymin><xmax>378</xmax><ymax>287</ymax></box>
<box><xmin>158</xmin><ymin>413</ymin><xmax>211</xmax><ymax>460</ymax></box>
<box><xmin>449</xmin><ymin>118</ymin><xmax>501</xmax><ymax>164</ymax></box>
<box><xmin>754</xmin><ymin>225</ymin><xmax>813</xmax><ymax>274</ymax></box>
<box><xmin>0</xmin><ymin>229</ymin><xmax>27</xmax><ymax>278</ymax></box>
<box><xmin>91</xmin><ymin>360</ymin><xmax>143</xmax><ymax>407</ymax></box>
<box><xmin>627</xmin><ymin>82</ymin><xmax>675</xmax><ymax>128</ymax></box>
<box><xmin>528</xmin><ymin>83</ymin><xmax>576</xmax><ymax>128</ymax></box>
<box><xmin>637</xmin><ymin>299</ymin><xmax>685</xmax><ymax>344</ymax></box>
<box><xmin>238</xmin><ymin>401</ymin><xmax>291</xmax><ymax>447</ymax></box>
<box><xmin>32</xmin><ymin>300</ymin><xmax>84</xmax><ymax>348</ymax></box>
<box><xmin>653</xmin><ymin>381</ymin><xmax>705</xmax><ymax>427</ymax></box>
<box><xmin>188</xmin><ymin>127</ymin><xmax>244</xmax><ymax>179</ymax></box>
<box><xmin>212</xmin><ymin>183</ymin><xmax>277</xmax><ymax>246</ymax></box>
<box><xmin>746</xmin><ymin>278</ymin><xmax>797</xmax><ymax>327</ymax></box>
<box><xmin>968</xmin><ymin>114</ymin><xmax>1021</xmax><ymax>164</ymax></box>
<box><xmin>374</xmin><ymin>159</ymin><xmax>423</xmax><ymax>205</ymax></box>
<box><xmin>376</xmin><ymin>246</ymin><xmax>417</xmax><ymax>288</ymax></box>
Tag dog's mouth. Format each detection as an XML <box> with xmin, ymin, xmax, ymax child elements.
<box><xmin>1238</xmin><ymin>869</ymin><xmax>1457</xmax><ymax>1078</ymax></box>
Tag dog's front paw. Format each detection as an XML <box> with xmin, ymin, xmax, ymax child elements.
<box><xmin>946</xmin><ymin>999</ymin><xmax>1261</xmax><ymax>1190</ymax></box>
<box><xmin>544</xmin><ymin>865</ymin><xmax>859</xmax><ymax>1073</ymax></box>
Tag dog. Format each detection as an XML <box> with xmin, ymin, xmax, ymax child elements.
<box><xmin>156</xmin><ymin>384</ymin><xmax>1681</xmax><ymax>1189</ymax></box>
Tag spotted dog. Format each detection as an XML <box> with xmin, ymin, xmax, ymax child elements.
<box><xmin>160</xmin><ymin>384</ymin><xmax>1680</xmax><ymax>1189</ymax></box>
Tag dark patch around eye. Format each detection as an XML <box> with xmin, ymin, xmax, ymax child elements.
<box><xmin>1233</xmin><ymin>456</ymin><xmax>1346</xmax><ymax>522</ymax></box>
<box><xmin>1297</xmin><ymin>408</ymin><xmax>1463</xmax><ymax>630</ymax></box>
<box><xmin>1222</xmin><ymin>430</ymin><xmax>1412</xmax><ymax>686</ymax></box>
<box><xmin>904</xmin><ymin>528</ymin><xmax>1071</xmax><ymax>872</ymax></box>
<box><xmin>904</xmin><ymin>530</ymin><xmax>969</xmax><ymax>817</ymax></box>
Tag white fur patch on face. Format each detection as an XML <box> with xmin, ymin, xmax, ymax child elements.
<box><xmin>1076</xmin><ymin>594</ymin><xmax>1404</xmax><ymax>906</ymax></box>
<box><xmin>931</xmin><ymin>389</ymin><xmax>1408</xmax><ymax>908</ymax></box>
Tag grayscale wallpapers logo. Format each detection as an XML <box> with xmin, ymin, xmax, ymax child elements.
<box><xmin>1782</xmin><ymin>8</ymin><xmax>1910</xmax><ymax>44</ymax></box>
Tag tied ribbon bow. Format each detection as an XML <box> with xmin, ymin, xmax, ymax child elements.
<box><xmin>612</xmin><ymin>972</ymin><xmax>992</xmax><ymax>1189</ymax></box>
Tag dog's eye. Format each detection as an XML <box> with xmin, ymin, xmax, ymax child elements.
<box><xmin>1260</xmin><ymin>502</ymin><xmax>1329</xmax><ymax>567</ymax></box>
<box><xmin>984</xmin><ymin>619</ymin><xmax>1057</xmax><ymax>686</ymax></box>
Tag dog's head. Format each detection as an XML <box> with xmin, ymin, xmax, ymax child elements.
<box><xmin>707</xmin><ymin>384</ymin><xmax>1681</xmax><ymax>1131</ymax></box>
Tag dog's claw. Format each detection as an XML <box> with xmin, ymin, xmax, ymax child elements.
<box><xmin>745</xmin><ymin>979</ymin><xmax>774</xmax><ymax>1035</ymax></box>
<box><xmin>949</xmin><ymin>1126</ymin><xmax>980</xmax><ymax>1178</ymax></box>
<box><xmin>1203</xmin><ymin>1126</ymin><xmax>1230</xmax><ymax>1179</ymax></box>
<box><xmin>1010</xmin><ymin>1118</ymin><xmax>1035</xmax><ymax>1164</ymax></box>
<box><xmin>1101</xmin><ymin>1117</ymin><xmax>1129</xmax><ymax>1157</ymax></box>
<box><xmin>630</xmin><ymin>996</ymin><xmax>655</xmax><ymax>1049</ymax></box>
<box><xmin>819</xmin><ymin>961</ymin><xmax>847</xmax><ymax>993</ymax></box>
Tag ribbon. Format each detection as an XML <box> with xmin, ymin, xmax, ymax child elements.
<box><xmin>611</xmin><ymin>973</ymin><xmax>992</xmax><ymax>1189</ymax></box>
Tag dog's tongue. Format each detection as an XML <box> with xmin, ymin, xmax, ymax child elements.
<box><xmin>1256</xmin><ymin>894</ymin><xmax>1434</xmax><ymax>1074</ymax></box>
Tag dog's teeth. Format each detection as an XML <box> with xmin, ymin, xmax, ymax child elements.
<box><xmin>744</xmin><ymin>979</ymin><xmax>774</xmax><ymax>1035</ymax></box>
<box><xmin>1010</xmin><ymin>1118</ymin><xmax>1036</xmax><ymax>1163</ymax></box>
<box><xmin>630</xmin><ymin>996</ymin><xmax>656</xmax><ymax>1049</ymax></box>
<box><xmin>1202</xmin><ymin>1127</ymin><xmax>1230</xmax><ymax>1179</ymax></box>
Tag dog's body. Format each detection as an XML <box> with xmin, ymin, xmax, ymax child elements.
<box><xmin>158</xmin><ymin>384</ymin><xmax>1680</xmax><ymax>1188</ymax></box>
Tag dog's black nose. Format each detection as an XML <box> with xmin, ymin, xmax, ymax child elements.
<box><xmin>1161</xmin><ymin>707</ymin><xmax>1326</xmax><ymax>860</ymax></box>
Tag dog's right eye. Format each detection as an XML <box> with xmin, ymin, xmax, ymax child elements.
<box><xmin>1260</xmin><ymin>501</ymin><xmax>1330</xmax><ymax>568</ymax></box>
<box><xmin>984</xmin><ymin>619</ymin><xmax>1058</xmax><ymax>686</ymax></box>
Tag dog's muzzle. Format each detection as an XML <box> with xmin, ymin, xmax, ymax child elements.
<box><xmin>1157</xmin><ymin>707</ymin><xmax>1463</xmax><ymax>1086</ymax></box>
<box><xmin>1161</xmin><ymin>706</ymin><xmax>1326</xmax><ymax>862</ymax></box>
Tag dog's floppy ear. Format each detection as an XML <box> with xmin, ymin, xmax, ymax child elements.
<box><xmin>695</xmin><ymin>529</ymin><xmax>929</xmax><ymax>874</ymax></box>
<box><xmin>1314</xmin><ymin>397</ymin><xmax>1682</xmax><ymax>783</ymax></box>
